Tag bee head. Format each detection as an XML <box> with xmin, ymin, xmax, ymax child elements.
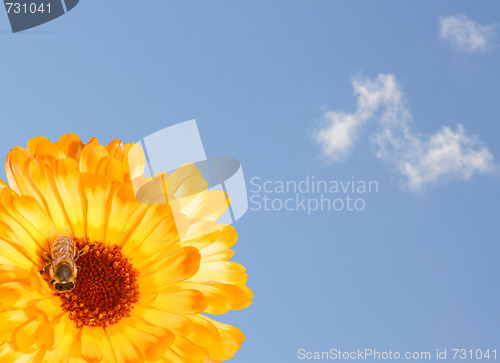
<box><xmin>54</xmin><ymin>281</ymin><xmax>75</xmax><ymax>292</ymax></box>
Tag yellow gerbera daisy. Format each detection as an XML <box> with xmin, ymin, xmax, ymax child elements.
<box><xmin>0</xmin><ymin>134</ymin><xmax>253</xmax><ymax>363</ymax></box>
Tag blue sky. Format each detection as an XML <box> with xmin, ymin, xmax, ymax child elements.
<box><xmin>1</xmin><ymin>1</ymin><xmax>500</xmax><ymax>362</ymax></box>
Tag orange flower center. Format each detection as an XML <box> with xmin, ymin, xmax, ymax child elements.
<box><xmin>59</xmin><ymin>241</ymin><xmax>140</xmax><ymax>328</ymax></box>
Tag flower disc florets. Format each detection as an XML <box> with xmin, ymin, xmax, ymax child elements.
<box><xmin>59</xmin><ymin>240</ymin><xmax>140</xmax><ymax>328</ymax></box>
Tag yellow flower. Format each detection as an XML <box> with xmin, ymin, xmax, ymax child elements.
<box><xmin>0</xmin><ymin>134</ymin><xmax>253</xmax><ymax>363</ymax></box>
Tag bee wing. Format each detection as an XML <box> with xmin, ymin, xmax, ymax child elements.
<box><xmin>47</xmin><ymin>226</ymin><xmax>73</xmax><ymax>249</ymax></box>
<box><xmin>47</xmin><ymin>226</ymin><xmax>60</xmax><ymax>250</ymax></box>
<box><xmin>60</xmin><ymin>226</ymin><xmax>73</xmax><ymax>238</ymax></box>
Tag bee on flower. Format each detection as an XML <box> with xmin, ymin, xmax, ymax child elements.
<box><xmin>0</xmin><ymin>134</ymin><xmax>253</xmax><ymax>362</ymax></box>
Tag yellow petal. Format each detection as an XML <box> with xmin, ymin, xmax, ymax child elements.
<box><xmin>54</xmin><ymin>158</ymin><xmax>86</xmax><ymax>238</ymax></box>
<box><xmin>43</xmin><ymin>315</ymin><xmax>79</xmax><ymax>363</ymax></box>
<box><xmin>161</xmin><ymin>349</ymin><xmax>191</xmax><ymax>363</ymax></box>
<box><xmin>0</xmin><ymin>310</ymin><xmax>29</xmax><ymax>342</ymax></box>
<box><xmin>80</xmin><ymin>327</ymin><xmax>101</xmax><ymax>361</ymax></box>
<box><xmin>33</xmin><ymin>296</ymin><xmax>65</xmax><ymax>323</ymax></box>
<box><xmin>183</xmin><ymin>191</ymin><xmax>230</xmax><ymax>222</ymax></box>
<box><xmin>28</xmin><ymin>159</ymin><xmax>68</xmax><ymax>229</ymax></box>
<box><xmin>139</xmin><ymin>247</ymin><xmax>200</xmax><ymax>293</ymax></box>
<box><xmin>32</xmin><ymin>140</ymin><xmax>65</xmax><ymax>171</ymax></box>
<box><xmin>134</xmin><ymin>319</ymin><xmax>174</xmax><ymax>361</ymax></box>
<box><xmin>103</xmin><ymin>158</ymin><xmax>125</xmax><ymax>183</ymax></box>
<box><xmin>104</xmin><ymin>183</ymin><xmax>149</xmax><ymax>245</ymax></box>
<box><xmin>56</xmin><ymin>133</ymin><xmax>84</xmax><ymax>161</ymax></box>
<box><xmin>200</xmin><ymin>250</ymin><xmax>235</xmax><ymax>263</ymax></box>
<box><xmin>211</xmin><ymin>283</ymin><xmax>253</xmax><ymax>311</ymax></box>
<box><xmin>125</xmin><ymin>143</ymin><xmax>146</xmax><ymax>180</ymax></box>
<box><xmin>179</xmin><ymin>220</ymin><xmax>221</xmax><ymax>249</ymax></box>
<box><xmin>120</xmin><ymin>203</ymin><xmax>177</xmax><ymax>251</ymax></box>
<box><xmin>133</xmin><ymin>172</ymin><xmax>169</xmax><ymax>205</ymax></box>
<box><xmin>0</xmin><ymin>236</ymin><xmax>35</xmax><ymax>270</ymax></box>
<box><xmin>5</xmin><ymin>147</ymin><xmax>38</xmax><ymax>198</ymax></box>
<box><xmin>80</xmin><ymin>173</ymin><xmax>112</xmax><ymax>242</ymax></box>
<box><xmin>79</xmin><ymin>138</ymin><xmax>109</xmax><ymax>173</ymax></box>
<box><xmin>0</xmin><ymin>187</ymin><xmax>46</xmax><ymax>240</ymax></box>
<box><xmin>26</xmin><ymin>136</ymin><xmax>49</xmax><ymax>155</ymax></box>
<box><xmin>105</xmin><ymin>322</ymin><xmax>143</xmax><ymax>363</ymax></box>
<box><xmin>174</xmin><ymin>191</ymin><xmax>227</xmax><ymax>222</ymax></box>
<box><xmin>0</xmin><ymin>342</ymin><xmax>36</xmax><ymax>363</ymax></box>
<box><xmin>14</xmin><ymin>319</ymin><xmax>41</xmax><ymax>353</ymax></box>
<box><xmin>0</xmin><ymin>282</ymin><xmax>51</xmax><ymax>311</ymax></box>
<box><xmin>186</xmin><ymin>314</ymin><xmax>220</xmax><ymax>348</ymax></box>
<box><xmin>203</xmin><ymin>316</ymin><xmax>245</xmax><ymax>361</ymax></box>
<box><xmin>198</xmin><ymin>224</ymin><xmax>237</xmax><ymax>257</ymax></box>
<box><xmin>171</xmin><ymin>282</ymin><xmax>232</xmax><ymax>315</ymax></box>
<box><xmin>105</xmin><ymin>139</ymin><xmax>126</xmax><ymax>160</ymax></box>
<box><xmin>132</xmin><ymin>306</ymin><xmax>191</xmax><ymax>337</ymax></box>
<box><xmin>149</xmin><ymin>289</ymin><xmax>207</xmax><ymax>314</ymax></box>
<box><xmin>189</xmin><ymin>261</ymin><xmax>248</xmax><ymax>286</ymax></box>
<box><xmin>0</xmin><ymin>219</ymin><xmax>41</xmax><ymax>266</ymax></box>
<box><xmin>123</xmin><ymin>211</ymin><xmax>186</xmax><ymax>265</ymax></box>
<box><xmin>35</xmin><ymin>321</ymin><xmax>55</xmax><ymax>350</ymax></box>
<box><xmin>10</xmin><ymin>193</ymin><xmax>55</xmax><ymax>249</ymax></box>
<box><xmin>171</xmin><ymin>336</ymin><xmax>208</xmax><ymax>363</ymax></box>
<box><xmin>80</xmin><ymin>326</ymin><xmax>117</xmax><ymax>363</ymax></box>
<box><xmin>130</xmin><ymin>240</ymin><xmax>183</xmax><ymax>272</ymax></box>
<box><xmin>166</xmin><ymin>164</ymin><xmax>207</xmax><ymax>199</ymax></box>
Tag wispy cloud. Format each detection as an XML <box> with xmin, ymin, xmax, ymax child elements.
<box><xmin>314</xmin><ymin>74</ymin><xmax>409</xmax><ymax>161</ymax></box>
<box><xmin>439</xmin><ymin>14</ymin><xmax>496</xmax><ymax>53</ymax></box>
<box><xmin>314</xmin><ymin>74</ymin><xmax>494</xmax><ymax>192</ymax></box>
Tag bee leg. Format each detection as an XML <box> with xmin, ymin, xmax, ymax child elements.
<box><xmin>43</xmin><ymin>251</ymin><xmax>52</xmax><ymax>261</ymax></box>
<box><xmin>75</xmin><ymin>244</ymin><xmax>95</xmax><ymax>261</ymax></box>
<box><xmin>39</xmin><ymin>263</ymin><xmax>52</xmax><ymax>275</ymax></box>
<box><xmin>75</xmin><ymin>246</ymin><xmax>89</xmax><ymax>261</ymax></box>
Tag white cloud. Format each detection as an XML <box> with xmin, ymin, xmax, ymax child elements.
<box><xmin>439</xmin><ymin>14</ymin><xmax>496</xmax><ymax>53</ymax></box>
<box><xmin>378</xmin><ymin>124</ymin><xmax>494</xmax><ymax>192</ymax></box>
<box><xmin>314</xmin><ymin>74</ymin><xmax>494</xmax><ymax>192</ymax></box>
<box><xmin>314</xmin><ymin>74</ymin><xmax>409</xmax><ymax>161</ymax></box>
<box><xmin>314</xmin><ymin>111</ymin><xmax>361</xmax><ymax>161</ymax></box>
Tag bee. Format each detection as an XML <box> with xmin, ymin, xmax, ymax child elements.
<box><xmin>39</xmin><ymin>227</ymin><xmax>93</xmax><ymax>292</ymax></box>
